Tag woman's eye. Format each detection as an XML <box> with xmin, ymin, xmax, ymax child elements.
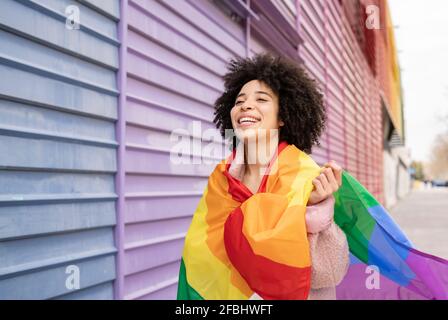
<box><xmin>235</xmin><ymin>99</ymin><xmax>266</xmax><ymax>105</ymax></box>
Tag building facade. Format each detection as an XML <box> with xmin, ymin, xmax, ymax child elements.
<box><xmin>0</xmin><ymin>0</ymin><xmax>406</xmax><ymax>299</ymax></box>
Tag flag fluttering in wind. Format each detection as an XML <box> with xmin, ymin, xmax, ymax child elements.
<box><xmin>178</xmin><ymin>143</ymin><xmax>448</xmax><ymax>300</ymax></box>
<box><xmin>334</xmin><ymin>171</ymin><xmax>448</xmax><ymax>299</ymax></box>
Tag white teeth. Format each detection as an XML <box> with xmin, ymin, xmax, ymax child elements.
<box><xmin>238</xmin><ymin>117</ymin><xmax>259</xmax><ymax>124</ymax></box>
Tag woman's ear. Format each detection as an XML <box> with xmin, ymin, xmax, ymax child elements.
<box><xmin>279</xmin><ymin>120</ymin><xmax>285</xmax><ymax>127</ymax></box>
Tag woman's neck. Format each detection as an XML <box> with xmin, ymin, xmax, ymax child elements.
<box><xmin>243</xmin><ymin>135</ymin><xmax>279</xmax><ymax>177</ymax></box>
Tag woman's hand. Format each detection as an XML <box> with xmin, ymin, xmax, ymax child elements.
<box><xmin>308</xmin><ymin>160</ymin><xmax>343</xmax><ymax>205</ymax></box>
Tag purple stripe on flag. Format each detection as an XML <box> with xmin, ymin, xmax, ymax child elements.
<box><xmin>405</xmin><ymin>248</ymin><xmax>448</xmax><ymax>299</ymax></box>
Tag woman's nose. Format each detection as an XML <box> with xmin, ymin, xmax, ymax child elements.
<box><xmin>241</xmin><ymin>102</ymin><xmax>254</xmax><ymax>110</ymax></box>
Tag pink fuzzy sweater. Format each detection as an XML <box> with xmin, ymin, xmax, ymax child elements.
<box><xmin>305</xmin><ymin>195</ymin><xmax>350</xmax><ymax>300</ymax></box>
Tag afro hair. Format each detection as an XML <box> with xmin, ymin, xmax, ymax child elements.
<box><xmin>213</xmin><ymin>52</ymin><xmax>326</xmax><ymax>154</ymax></box>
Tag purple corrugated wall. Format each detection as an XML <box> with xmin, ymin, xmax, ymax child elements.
<box><xmin>115</xmin><ymin>0</ymin><xmax>128</xmax><ymax>301</ymax></box>
<box><xmin>116</xmin><ymin>0</ymin><xmax>246</xmax><ymax>299</ymax></box>
<box><xmin>115</xmin><ymin>0</ymin><xmax>386</xmax><ymax>299</ymax></box>
<box><xmin>298</xmin><ymin>0</ymin><xmax>383</xmax><ymax>202</ymax></box>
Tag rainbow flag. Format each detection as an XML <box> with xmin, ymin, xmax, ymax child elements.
<box><xmin>334</xmin><ymin>171</ymin><xmax>448</xmax><ymax>299</ymax></box>
<box><xmin>178</xmin><ymin>143</ymin><xmax>448</xmax><ymax>300</ymax></box>
<box><xmin>178</xmin><ymin>143</ymin><xmax>318</xmax><ymax>300</ymax></box>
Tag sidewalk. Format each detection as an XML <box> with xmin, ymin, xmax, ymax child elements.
<box><xmin>389</xmin><ymin>188</ymin><xmax>448</xmax><ymax>260</ymax></box>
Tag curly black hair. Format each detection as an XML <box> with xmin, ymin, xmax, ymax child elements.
<box><xmin>213</xmin><ymin>53</ymin><xmax>326</xmax><ymax>154</ymax></box>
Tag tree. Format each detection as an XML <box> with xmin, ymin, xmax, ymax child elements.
<box><xmin>410</xmin><ymin>160</ymin><xmax>426</xmax><ymax>180</ymax></box>
<box><xmin>427</xmin><ymin>134</ymin><xmax>448</xmax><ymax>180</ymax></box>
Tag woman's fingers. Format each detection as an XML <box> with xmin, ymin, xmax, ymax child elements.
<box><xmin>317</xmin><ymin>171</ymin><xmax>330</xmax><ymax>192</ymax></box>
<box><xmin>322</xmin><ymin>167</ymin><xmax>339</xmax><ymax>192</ymax></box>
<box><xmin>324</xmin><ymin>160</ymin><xmax>343</xmax><ymax>186</ymax></box>
<box><xmin>312</xmin><ymin>178</ymin><xmax>325</xmax><ymax>196</ymax></box>
<box><xmin>310</xmin><ymin>160</ymin><xmax>343</xmax><ymax>205</ymax></box>
<box><xmin>319</xmin><ymin>169</ymin><xmax>329</xmax><ymax>192</ymax></box>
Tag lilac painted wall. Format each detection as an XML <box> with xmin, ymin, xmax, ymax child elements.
<box><xmin>297</xmin><ymin>0</ymin><xmax>383</xmax><ymax>201</ymax></box>
<box><xmin>0</xmin><ymin>0</ymin><xmax>390</xmax><ymax>300</ymax></box>
<box><xmin>116</xmin><ymin>0</ymin><xmax>246</xmax><ymax>299</ymax></box>
<box><xmin>115</xmin><ymin>0</ymin><xmax>387</xmax><ymax>299</ymax></box>
<box><xmin>0</xmin><ymin>0</ymin><xmax>119</xmax><ymax>300</ymax></box>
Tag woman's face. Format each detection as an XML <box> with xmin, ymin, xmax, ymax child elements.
<box><xmin>230</xmin><ymin>80</ymin><xmax>284</xmax><ymax>141</ymax></box>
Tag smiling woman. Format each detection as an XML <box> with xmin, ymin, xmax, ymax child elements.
<box><xmin>231</xmin><ymin>81</ymin><xmax>280</xmax><ymax>131</ymax></box>
<box><xmin>214</xmin><ymin>53</ymin><xmax>326</xmax><ymax>155</ymax></box>
<box><xmin>177</xmin><ymin>53</ymin><xmax>350</xmax><ymax>300</ymax></box>
<box><xmin>177</xmin><ymin>52</ymin><xmax>448</xmax><ymax>301</ymax></box>
<box><xmin>216</xmin><ymin>54</ymin><xmax>330</xmax><ymax>199</ymax></box>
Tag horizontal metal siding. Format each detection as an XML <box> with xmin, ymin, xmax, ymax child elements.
<box><xmin>323</xmin><ymin>0</ymin><xmax>346</xmax><ymax>167</ymax></box>
<box><xmin>340</xmin><ymin>0</ymin><xmax>382</xmax><ymax>200</ymax></box>
<box><xmin>249</xmin><ymin>34</ymin><xmax>271</xmax><ymax>56</ymax></box>
<box><xmin>298</xmin><ymin>0</ymin><xmax>327</xmax><ymax>164</ymax></box>
<box><xmin>0</xmin><ymin>0</ymin><xmax>119</xmax><ymax>299</ymax></box>
<box><xmin>119</xmin><ymin>0</ymin><xmax>245</xmax><ymax>300</ymax></box>
<box><xmin>297</xmin><ymin>0</ymin><xmax>383</xmax><ymax>201</ymax></box>
<box><xmin>273</xmin><ymin>0</ymin><xmax>297</xmax><ymax>27</ymax></box>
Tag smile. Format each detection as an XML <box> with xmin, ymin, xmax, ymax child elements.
<box><xmin>237</xmin><ymin>116</ymin><xmax>261</xmax><ymax>126</ymax></box>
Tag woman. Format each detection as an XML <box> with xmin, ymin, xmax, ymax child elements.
<box><xmin>178</xmin><ymin>53</ymin><xmax>349</xmax><ymax>300</ymax></box>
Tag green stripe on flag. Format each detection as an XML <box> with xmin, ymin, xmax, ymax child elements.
<box><xmin>334</xmin><ymin>171</ymin><xmax>377</xmax><ymax>263</ymax></box>
<box><xmin>177</xmin><ymin>258</ymin><xmax>204</xmax><ymax>300</ymax></box>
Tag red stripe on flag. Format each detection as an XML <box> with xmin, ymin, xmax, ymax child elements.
<box><xmin>224</xmin><ymin>207</ymin><xmax>311</xmax><ymax>300</ymax></box>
